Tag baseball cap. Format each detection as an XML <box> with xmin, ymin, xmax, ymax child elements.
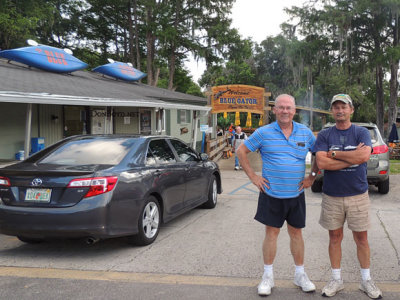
<box><xmin>330</xmin><ymin>94</ymin><xmax>353</xmax><ymax>107</ymax></box>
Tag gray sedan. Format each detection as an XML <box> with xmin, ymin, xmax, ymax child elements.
<box><xmin>0</xmin><ymin>135</ymin><xmax>222</xmax><ymax>245</ymax></box>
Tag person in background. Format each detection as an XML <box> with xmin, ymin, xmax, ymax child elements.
<box><xmin>237</xmin><ymin>94</ymin><xmax>319</xmax><ymax>296</ymax></box>
<box><xmin>232</xmin><ymin>126</ymin><xmax>247</xmax><ymax>170</ymax></box>
<box><xmin>229</xmin><ymin>125</ymin><xmax>236</xmax><ymax>147</ymax></box>
<box><xmin>314</xmin><ymin>94</ymin><xmax>382</xmax><ymax>299</ymax></box>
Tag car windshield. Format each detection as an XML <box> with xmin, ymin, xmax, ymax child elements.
<box><xmin>38</xmin><ymin>137</ymin><xmax>138</xmax><ymax>166</ymax></box>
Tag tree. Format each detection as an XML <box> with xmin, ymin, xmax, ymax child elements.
<box><xmin>0</xmin><ymin>0</ymin><xmax>55</xmax><ymax>49</ymax></box>
<box><xmin>385</xmin><ymin>1</ymin><xmax>400</xmax><ymax>135</ymax></box>
<box><xmin>283</xmin><ymin>0</ymin><xmax>399</xmax><ymax>133</ymax></box>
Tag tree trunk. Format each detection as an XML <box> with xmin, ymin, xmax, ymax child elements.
<box><xmin>154</xmin><ymin>67</ymin><xmax>160</xmax><ymax>87</ymax></box>
<box><xmin>146</xmin><ymin>32</ymin><xmax>155</xmax><ymax>85</ymax></box>
<box><xmin>168</xmin><ymin>1</ymin><xmax>181</xmax><ymax>90</ymax></box>
<box><xmin>375</xmin><ymin>65</ymin><xmax>385</xmax><ymax>135</ymax></box>
<box><xmin>372</xmin><ymin>10</ymin><xmax>385</xmax><ymax>136</ymax></box>
<box><xmin>127</xmin><ymin>0</ymin><xmax>136</xmax><ymax>67</ymax></box>
<box><xmin>388</xmin><ymin>12</ymin><xmax>399</xmax><ymax>135</ymax></box>
<box><xmin>115</xmin><ymin>26</ymin><xmax>119</xmax><ymax>57</ymax></box>
<box><xmin>146</xmin><ymin>4</ymin><xmax>155</xmax><ymax>86</ymax></box>
<box><xmin>168</xmin><ymin>53</ymin><xmax>176</xmax><ymax>90</ymax></box>
<box><xmin>389</xmin><ymin>62</ymin><xmax>398</xmax><ymax>128</ymax></box>
<box><xmin>123</xmin><ymin>27</ymin><xmax>128</xmax><ymax>61</ymax></box>
<box><xmin>134</xmin><ymin>0</ymin><xmax>141</xmax><ymax>71</ymax></box>
<box><xmin>306</xmin><ymin>64</ymin><xmax>312</xmax><ymax>90</ymax></box>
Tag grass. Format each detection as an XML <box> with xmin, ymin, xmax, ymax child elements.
<box><xmin>390</xmin><ymin>160</ymin><xmax>400</xmax><ymax>174</ymax></box>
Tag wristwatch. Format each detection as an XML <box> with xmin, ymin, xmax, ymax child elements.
<box><xmin>331</xmin><ymin>151</ymin><xmax>336</xmax><ymax>158</ymax></box>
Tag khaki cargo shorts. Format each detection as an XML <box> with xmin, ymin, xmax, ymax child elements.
<box><xmin>319</xmin><ymin>191</ymin><xmax>370</xmax><ymax>232</ymax></box>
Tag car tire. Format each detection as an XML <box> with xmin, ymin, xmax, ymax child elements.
<box><xmin>130</xmin><ymin>196</ymin><xmax>161</xmax><ymax>246</ymax></box>
<box><xmin>202</xmin><ymin>175</ymin><xmax>217</xmax><ymax>209</ymax></box>
<box><xmin>17</xmin><ymin>236</ymin><xmax>44</xmax><ymax>244</ymax></box>
<box><xmin>311</xmin><ymin>180</ymin><xmax>323</xmax><ymax>193</ymax></box>
<box><xmin>378</xmin><ymin>178</ymin><xmax>389</xmax><ymax>194</ymax></box>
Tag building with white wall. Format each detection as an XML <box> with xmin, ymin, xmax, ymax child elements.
<box><xmin>0</xmin><ymin>58</ymin><xmax>212</xmax><ymax>160</ymax></box>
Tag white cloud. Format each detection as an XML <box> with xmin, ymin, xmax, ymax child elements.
<box><xmin>231</xmin><ymin>0</ymin><xmax>302</xmax><ymax>43</ymax></box>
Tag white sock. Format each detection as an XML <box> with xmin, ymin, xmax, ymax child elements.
<box><xmin>263</xmin><ymin>264</ymin><xmax>273</xmax><ymax>278</ymax></box>
<box><xmin>332</xmin><ymin>268</ymin><xmax>341</xmax><ymax>280</ymax></box>
<box><xmin>295</xmin><ymin>265</ymin><xmax>305</xmax><ymax>275</ymax></box>
<box><xmin>361</xmin><ymin>268</ymin><xmax>371</xmax><ymax>281</ymax></box>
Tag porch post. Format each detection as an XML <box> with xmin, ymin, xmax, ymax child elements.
<box><xmin>24</xmin><ymin>103</ymin><xmax>32</xmax><ymax>158</ymax></box>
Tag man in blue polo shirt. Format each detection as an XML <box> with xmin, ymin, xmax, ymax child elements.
<box><xmin>237</xmin><ymin>94</ymin><xmax>319</xmax><ymax>296</ymax></box>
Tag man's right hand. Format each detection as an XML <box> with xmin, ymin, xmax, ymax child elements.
<box><xmin>250</xmin><ymin>174</ymin><xmax>270</xmax><ymax>193</ymax></box>
<box><xmin>237</xmin><ymin>144</ymin><xmax>269</xmax><ymax>192</ymax></box>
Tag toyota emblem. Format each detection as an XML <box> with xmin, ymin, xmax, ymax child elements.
<box><xmin>31</xmin><ymin>178</ymin><xmax>43</xmax><ymax>186</ymax></box>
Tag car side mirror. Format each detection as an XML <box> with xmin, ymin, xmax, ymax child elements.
<box><xmin>199</xmin><ymin>153</ymin><xmax>208</xmax><ymax>161</ymax></box>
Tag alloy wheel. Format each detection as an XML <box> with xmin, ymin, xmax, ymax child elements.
<box><xmin>142</xmin><ymin>201</ymin><xmax>160</xmax><ymax>239</ymax></box>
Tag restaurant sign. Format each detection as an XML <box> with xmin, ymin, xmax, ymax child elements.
<box><xmin>211</xmin><ymin>84</ymin><xmax>265</xmax><ymax>114</ymax></box>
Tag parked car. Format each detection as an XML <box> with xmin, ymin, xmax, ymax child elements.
<box><xmin>0</xmin><ymin>135</ymin><xmax>222</xmax><ymax>245</ymax></box>
<box><xmin>311</xmin><ymin>122</ymin><xmax>390</xmax><ymax>194</ymax></box>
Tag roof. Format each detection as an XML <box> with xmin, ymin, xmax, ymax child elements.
<box><xmin>0</xmin><ymin>58</ymin><xmax>210</xmax><ymax>111</ymax></box>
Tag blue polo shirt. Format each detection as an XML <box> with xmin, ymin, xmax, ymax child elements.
<box><xmin>244</xmin><ymin>121</ymin><xmax>316</xmax><ymax>198</ymax></box>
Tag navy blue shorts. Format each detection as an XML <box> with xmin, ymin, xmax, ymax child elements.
<box><xmin>254</xmin><ymin>192</ymin><xmax>306</xmax><ymax>228</ymax></box>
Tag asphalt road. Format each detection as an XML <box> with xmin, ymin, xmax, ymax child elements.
<box><xmin>0</xmin><ymin>154</ymin><xmax>399</xmax><ymax>299</ymax></box>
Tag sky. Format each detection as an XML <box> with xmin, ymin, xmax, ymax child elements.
<box><xmin>187</xmin><ymin>0</ymin><xmax>304</xmax><ymax>83</ymax></box>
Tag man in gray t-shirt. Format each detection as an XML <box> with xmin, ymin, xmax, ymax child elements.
<box><xmin>232</xmin><ymin>126</ymin><xmax>247</xmax><ymax>170</ymax></box>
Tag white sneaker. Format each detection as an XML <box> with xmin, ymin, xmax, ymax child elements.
<box><xmin>258</xmin><ymin>275</ymin><xmax>274</xmax><ymax>296</ymax></box>
<box><xmin>294</xmin><ymin>272</ymin><xmax>316</xmax><ymax>292</ymax></box>
<box><xmin>234</xmin><ymin>166</ymin><xmax>239</xmax><ymax>170</ymax></box>
<box><xmin>359</xmin><ymin>279</ymin><xmax>382</xmax><ymax>299</ymax></box>
<box><xmin>322</xmin><ymin>278</ymin><xmax>344</xmax><ymax>297</ymax></box>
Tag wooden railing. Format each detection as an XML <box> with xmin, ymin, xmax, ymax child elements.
<box><xmin>206</xmin><ymin>134</ymin><xmax>230</xmax><ymax>161</ymax></box>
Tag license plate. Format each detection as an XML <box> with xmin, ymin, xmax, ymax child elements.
<box><xmin>25</xmin><ymin>188</ymin><xmax>52</xmax><ymax>203</ymax></box>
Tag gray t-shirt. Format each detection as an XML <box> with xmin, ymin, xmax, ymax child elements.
<box><xmin>233</xmin><ymin>132</ymin><xmax>248</xmax><ymax>151</ymax></box>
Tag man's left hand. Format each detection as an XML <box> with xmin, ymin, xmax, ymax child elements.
<box><xmin>298</xmin><ymin>175</ymin><xmax>315</xmax><ymax>191</ymax></box>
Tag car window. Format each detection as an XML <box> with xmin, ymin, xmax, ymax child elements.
<box><xmin>148</xmin><ymin>139</ymin><xmax>176</xmax><ymax>164</ymax></box>
<box><xmin>169</xmin><ymin>139</ymin><xmax>199</xmax><ymax>162</ymax></box>
<box><xmin>368</xmin><ymin>129</ymin><xmax>377</xmax><ymax>143</ymax></box>
<box><xmin>146</xmin><ymin>150</ymin><xmax>157</xmax><ymax>165</ymax></box>
<box><xmin>38</xmin><ymin>138</ymin><xmax>136</xmax><ymax>166</ymax></box>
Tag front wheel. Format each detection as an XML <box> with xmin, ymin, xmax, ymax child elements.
<box><xmin>202</xmin><ymin>175</ymin><xmax>217</xmax><ymax>209</ymax></box>
<box><xmin>130</xmin><ymin>196</ymin><xmax>161</xmax><ymax>246</ymax></box>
